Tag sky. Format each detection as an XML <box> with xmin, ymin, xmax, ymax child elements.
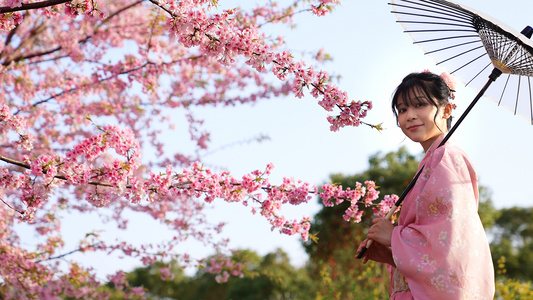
<box><xmin>185</xmin><ymin>0</ymin><xmax>533</xmax><ymax>271</ymax></box>
<box><xmin>21</xmin><ymin>0</ymin><xmax>533</xmax><ymax>280</ymax></box>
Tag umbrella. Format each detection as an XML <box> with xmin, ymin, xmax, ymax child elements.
<box><xmin>357</xmin><ymin>0</ymin><xmax>533</xmax><ymax>259</ymax></box>
<box><xmin>390</xmin><ymin>0</ymin><xmax>533</xmax><ymax>123</ymax></box>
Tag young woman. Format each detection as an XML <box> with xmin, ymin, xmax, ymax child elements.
<box><xmin>357</xmin><ymin>72</ymin><xmax>495</xmax><ymax>299</ymax></box>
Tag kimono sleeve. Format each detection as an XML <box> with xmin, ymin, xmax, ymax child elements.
<box><xmin>390</xmin><ymin>146</ymin><xmax>494</xmax><ymax>299</ymax></box>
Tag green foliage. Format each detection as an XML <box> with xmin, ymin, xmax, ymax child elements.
<box><xmin>478</xmin><ymin>186</ymin><xmax>499</xmax><ymax>229</ymax></box>
<box><xmin>362</xmin><ymin>146</ymin><xmax>422</xmax><ymax>197</ymax></box>
<box><xmin>489</xmin><ymin>207</ymin><xmax>533</xmax><ymax>282</ymax></box>
<box><xmin>124</xmin><ymin>260</ymin><xmax>191</xmax><ymax>299</ymax></box>
<box><xmin>109</xmin><ymin>249</ymin><xmax>314</xmax><ymax>300</ymax></box>
<box><xmin>495</xmin><ymin>256</ymin><xmax>533</xmax><ymax>300</ymax></box>
<box><xmin>304</xmin><ymin>146</ymin><xmax>419</xmax><ymax>299</ymax></box>
<box><xmin>226</xmin><ymin>249</ymin><xmax>314</xmax><ymax>300</ymax></box>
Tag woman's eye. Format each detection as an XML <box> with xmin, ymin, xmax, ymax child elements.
<box><xmin>415</xmin><ymin>103</ymin><xmax>425</xmax><ymax>108</ymax></box>
<box><xmin>398</xmin><ymin>108</ymin><xmax>406</xmax><ymax>113</ymax></box>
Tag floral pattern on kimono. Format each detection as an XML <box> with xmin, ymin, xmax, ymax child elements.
<box><xmin>388</xmin><ymin>135</ymin><xmax>494</xmax><ymax>300</ymax></box>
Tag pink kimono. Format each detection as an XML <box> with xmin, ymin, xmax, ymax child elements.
<box><xmin>389</xmin><ymin>135</ymin><xmax>494</xmax><ymax>299</ymax></box>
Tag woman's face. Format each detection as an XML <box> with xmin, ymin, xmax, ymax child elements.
<box><xmin>396</xmin><ymin>88</ymin><xmax>451</xmax><ymax>152</ymax></box>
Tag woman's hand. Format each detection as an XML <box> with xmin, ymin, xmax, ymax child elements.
<box><xmin>367</xmin><ymin>218</ymin><xmax>394</xmax><ymax>247</ymax></box>
<box><xmin>356</xmin><ymin>218</ymin><xmax>396</xmax><ymax>266</ymax></box>
<box><xmin>357</xmin><ymin>238</ymin><xmax>395</xmax><ymax>266</ymax></box>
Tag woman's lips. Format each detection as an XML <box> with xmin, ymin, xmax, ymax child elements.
<box><xmin>407</xmin><ymin>125</ymin><xmax>422</xmax><ymax>131</ymax></box>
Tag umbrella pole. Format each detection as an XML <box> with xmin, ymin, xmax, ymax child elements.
<box><xmin>357</xmin><ymin>67</ymin><xmax>503</xmax><ymax>259</ymax></box>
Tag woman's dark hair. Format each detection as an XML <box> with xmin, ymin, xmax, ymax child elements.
<box><xmin>391</xmin><ymin>72</ymin><xmax>453</xmax><ymax>130</ymax></box>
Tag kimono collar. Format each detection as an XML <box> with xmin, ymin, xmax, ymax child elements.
<box><xmin>423</xmin><ymin>133</ymin><xmax>450</xmax><ymax>158</ymax></box>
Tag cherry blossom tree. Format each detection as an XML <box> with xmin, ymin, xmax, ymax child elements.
<box><xmin>0</xmin><ymin>0</ymin><xmax>384</xmax><ymax>298</ymax></box>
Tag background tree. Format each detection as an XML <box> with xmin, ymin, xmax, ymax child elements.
<box><xmin>113</xmin><ymin>260</ymin><xmax>192</xmax><ymax>299</ymax></box>
<box><xmin>225</xmin><ymin>249</ymin><xmax>314</xmax><ymax>300</ymax></box>
<box><xmin>303</xmin><ymin>146</ymin><xmax>419</xmax><ymax>299</ymax></box>
<box><xmin>105</xmin><ymin>248</ymin><xmax>314</xmax><ymax>299</ymax></box>
<box><xmin>489</xmin><ymin>206</ymin><xmax>533</xmax><ymax>282</ymax></box>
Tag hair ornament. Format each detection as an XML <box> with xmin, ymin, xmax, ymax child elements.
<box><xmin>439</xmin><ymin>71</ymin><xmax>457</xmax><ymax>100</ymax></box>
<box><xmin>421</xmin><ymin>69</ymin><xmax>458</xmax><ymax>107</ymax></box>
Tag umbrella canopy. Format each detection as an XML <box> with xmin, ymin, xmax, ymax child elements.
<box><xmin>390</xmin><ymin>0</ymin><xmax>533</xmax><ymax>123</ymax></box>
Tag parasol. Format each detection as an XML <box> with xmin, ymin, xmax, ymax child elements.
<box><xmin>357</xmin><ymin>0</ymin><xmax>533</xmax><ymax>259</ymax></box>
<box><xmin>390</xmin><ymin>0</ymin><xmax>533</xmax><ymax>123</ymax></box>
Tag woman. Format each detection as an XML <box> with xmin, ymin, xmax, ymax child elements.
<box><xmin>357</xmin><ymin>72</ymin><xmax>495</xmax><ymax>299</ymax></box>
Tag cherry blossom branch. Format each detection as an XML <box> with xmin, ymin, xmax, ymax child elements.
<box><xmin>2</xmin><ymin>1</ymin><xmax>142</xmax><ymax>65</ymax></box>
<box><xmin>0</xmin><ymin>152</ymin><xmax>309</xmax><ymax>196</ymax></box>
<box><xmin>143</xmin><ymin>0</ymin><xmax>377</xmax><ymax>131</ymax></box>
<box><xmin>0</xmin><ymin>153</ymin><xmax>114</xmax><ymax>188</ymax></box>
<box><xmin>3</xmin><ymin>32</ymin><xmax>93</xmax><ymax>66</ymax></box>
<box><xmin>0</xmin><ymin>2</ymin><xmax>389</xmax><ymax>296</ymax></box>
<box><xmin>0</xmin><ymin>0</ymin><xmax>72</xmax><ymax>14</ymax></box>
<box><xmin>13</xmin><ymin>61</ymin><xmax>154</xmax><ymax>114</ymax></box>
<box><xmin>258</xmin><ymin>8</ymin><xmax>308</xmax><ymax>28</ymax></box>
<box><xmin>148</xmin><ymin>0</ymin><xmax>171</xmax><ymax>16</ymax></box>
<box><xmin>1</xmin><ymin>22</ymin><xmax>48</xmax><ymax>65</ymax></box>
<box><xmin>0</xmin><ymin>114</ymin><xmax>373</xmax><ymax>243</ymax></box>
<box><xmin>0</xmin><ymin>153</ymin><xmax>29</xmax><ymax>169</ymax></box>
<box><xmin>1</xmin><ymin>144</ymin><xmax>384</xmax><ymax>241</ymax></box>
<box><xmin>255</xmin><ymin>0</ymin><xmax>339</xmax><ymax>27</ymax></box>
<box><xmin>101</xmin><ymin>0</ymin><xmax>144</xmax><ymax>25</ymax></box>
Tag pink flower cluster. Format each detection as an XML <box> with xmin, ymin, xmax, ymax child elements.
<box><xmin>0</xmin><ymin>104</ymin><xmax>34</xmax><ymax>150</ymax></box>
<box><xmin>62</xmin><ymin>125</ymin><xmax>141</xmax><ymax>190</ymax></box>
<box><xmin>3</xmin><ymin>125</ymin><xmax>142</xmax><ymax>220</ymax></box>
<box><xmin>108</xmin><ymin>271</ymin><xmax>145</xmax><ymax>297</ymax></box>
<box><xmin>311</xmin><ymin>0</ymin><xmax>340</xmax><ymax>16</ymax></box>
<box><xmin>422</xmin><ymin>69</ymin><xmax>458</xmax><ymax>99</ymax></box>
<box><xmin>159</xmin><ymin>264</ymin><xmax>175</xmax><ymax>281</ymax></box>
<box><xmin>0</xmin><ymin>13</ymin><xmax>21</xmax><ymax>31</ymax></box>
<box><xmin>204</xmin><ymin>253</ymin><xmax>244</xmax><ymax>283</ymax></box>
<box><xmin>372</xmin><ymin>194</ymin><xmax>400</xmax><ymax>220</ymax></box>
<box><xmin>0</xmin><ymin>2</ymin><xmax>23</xmax><ymax>30</ymax></box>
<box><xmin>29</xmin><ymin>154</ymin><xmax>60</xmax><ymax>196</ymax></box>
<box><xmin>320</xmin><ymin>181</ymin><xmax>380</xmax><ymax>222</ymax></box>
<box><xmin>64</xmin><ymin>0</ymin><xmax>104</xmax><ymax>19</ymax></box>
<box><xmin>439</xmin><ymin>71</ymin><xmax>458</xmax><ymax>91</ymax></box>
<box><xmin>130</xmin><ymin>162</ymin><xmax>317</xmax><ymax>241</ymax></box>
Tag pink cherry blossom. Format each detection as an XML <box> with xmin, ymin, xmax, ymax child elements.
<box><xmin>0</xmin><ymin>0</ymin><xmax>388</xmax><ymax>297</ymax></box>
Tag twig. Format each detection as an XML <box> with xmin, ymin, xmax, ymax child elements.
<box><xmin>0</xmin><ymin>153</ymin><xmax>114</xmax><ymax>188</ymax></box>
<box><xmin>34</xmin><ymin>242</ymin><xmax>103</xmax><ymax>263</ymax></box>
<box><xmin>0</xmin><ymin>197</ymin><xmax>24</xmax><ymax>215</ymax></box>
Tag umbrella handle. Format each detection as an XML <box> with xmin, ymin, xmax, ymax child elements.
<box><xmin>356</xmin><ymin>202</ymin><xmax>399</xmax><ymax>259</ymax></box>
